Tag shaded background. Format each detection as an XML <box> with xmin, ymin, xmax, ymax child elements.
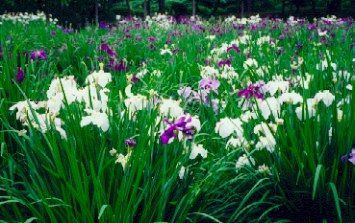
<box><xmin>1</xmin><ymin>0</ymin><xmax>354</xmax><ymax>26</ymax></box>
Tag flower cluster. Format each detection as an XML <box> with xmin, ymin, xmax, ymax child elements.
<box><xmin>0</xmin><ymin>11</ymin><xmax>58</xmax><ymax>24</ymax></box>
<box><xmin>10</xmin><ymin>63</ymin><xmax>112</xmax><ymax>138</ymax></box>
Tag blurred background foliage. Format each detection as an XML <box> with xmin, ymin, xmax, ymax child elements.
<box><xmin>0</xmin><ymin>0</ymin><xmax>354</xmax><ymax>26</ymax></box>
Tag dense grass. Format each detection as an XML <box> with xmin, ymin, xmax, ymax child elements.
<box><xmin>0</xmin><ymin>13</ymin><xmax>354</xmax><ymax>222</ymax></box>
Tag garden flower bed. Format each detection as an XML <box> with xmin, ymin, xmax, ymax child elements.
<box><xmin>0</xmin><ymin>12</ymin><xmax>354</xmax><ymax>222</ymax></box>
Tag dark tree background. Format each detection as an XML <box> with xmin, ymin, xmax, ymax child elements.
<box><xmin>0</xmin><ymin>0</ymin><xmax>354</xmax><ymax>26</ymax></box>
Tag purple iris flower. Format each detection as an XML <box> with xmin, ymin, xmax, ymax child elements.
<box><xmin>218</xmin><ymin>59</ymin><xmax>231</xmax><ymax>67</ymax></box>
<box><xmin>227</xmin><ymin>44</ymin><xmax>241</xmax><ymax>53</ymax></box>
<box><xmin>238</xmin><ymin>83</ymin><xmax>264</xmax><ymax>99</ymax></box>
<box><xmin>160</xmin><ymin>116</ymin><xmax>193</xmax><ymax>145</ymax></box>
<box><xmin>199</xmin><ymin>77</ymin><xmax>220</xmax><ymax>94</ymax></box>
<box><xmin>99</xmin><ymin>43</ymin><xmax>117</xmax><ymax>57</ymax></box>
<box><xmin>114</xmin><ymin>61</ymin><xmax>129</xmax><ymax>72</ymax></box>
<box><xmin>108</xmin><ymin>58</ymin><xmax>115</xmax><ymax>67</ymax></box>
<box><xmin>172</xmin><ymin>48</ymin><xmax>180</xmax><ymax>54</ymax></box>
<box><xmin>295</xmin><ymin>43</ymin><xmax>303</xmax><ymax>49</ymax></box>
<box><xmin>99</xmin><ymin>21</ymin><xmax>109</xmax><ymax>29</ymax></box>
<box><xmin>63</xmin><ymin>28</ymin><xmax>74</xmax><ymax>33</ymax></box>
<box><xmin>15</xmin><ymin>67</ymin><xmax>25</xmax><ymax>83</ymax></box>
<box><xmin>150</xmin><ymin>44</ymin><xmax>157</xmax><ymax>50</ymax></box>
<box><xmin>30</xmin><ymin>49</ymin><xmax>47</xmax><ymax>60</ymax></box>
<box><xmin>130</xmin><ymin>74</ymin><xmax>140</xmax><ymax>83</ymax></box>
<box><xmin>193</xmin><ymin>24</ymin><xmax>206</xmax><ymax>32</ymax></box>
<box><xmin>0</xmin><ymin>47</ymin><xmax>3</xmax><ymax>57</ymax></box>
<box><xmin>341</xmin><ymin>149</ymin><xmax>355</xmax><ymax>165</ymax></box>
<box><xmin>251</xmin><ymin>24</ymin><xmax>258</xmax><ymax>31</ymax></box>
<box><xmin>307</xmin><ymin>24</ymin><xmax>317</xmax><ymax>31</ymax></box>
<box><xmin>147</xmin><ymin>37</ymin><xmax>156</xmax><ymax>42</ymax></box>
<box><xmin>125</xmin><ymin>138</ymin><xmax>137</xmax><ymax>147</ymax></box>
<box><xmin>323</xmin><ymin>19</ymin><xmax>332</xmax><ymax>26</ymax></box>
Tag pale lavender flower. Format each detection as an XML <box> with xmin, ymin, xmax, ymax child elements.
<box><xmin>199</xmin><ymin>76</ymin><xmax>220</xmax><ymax>94</ymax></box>
<box><xmin>178</xmin><ymin>86</ymin><xmax>193</xmax><ymax>99</ymax></box>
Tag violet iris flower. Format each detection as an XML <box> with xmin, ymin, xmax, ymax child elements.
<box><xmin>114</xmin><ymin>62</ymin><xmax>129</xmax><ymax>72</ymax></box>
<box><xmin>295</xmin><ymin>43</ymin><xmax>303</xmax><ymax>49</ymax></box>
<box><xmin>30</xmin><ymin>49</ymin><xmax>47</xmax><ymax>60</ymax></box>
<box><xmin>323</xmin><ymin>19</ymin><xmax>332</xmax><ymax>26</ymax></box>
<box><xmin>150</xmin><ymin>44</ymin><xmax>157</xmax><ymax>50</ymax></box>
<box><xmin>99</xmin><ymin>43</ymin><xmax>117</xmax><ymax>57</ymax></box>
<box><xmin>307</xmin><ymin>24</ymin><xmax>317</xmax><ymax>31</ymax></box>
<box><xmin>147</xmin><ymin>37</ymin><xmax>156</xmax><ymax>42</ymax></box>
<box><xmin>16</xmin><ymin>67</ymin><xmax>25</xmax><ymax>83</ymax></box>
<box><xmin>125</xmin><ymin>138</ymin><xmax>137</xmax><ymax>147</ymax></box>
<box><xmin>130</xmin><ymin>74</ymin><xmax>140</xmax><ymax>83</ymax></box>
<box><xmin>238</xmin><ymin>83</ymin><xmax>264</xmax><ymax>99</ymax></box>
<box><xmin>218</xmin><ymin>59</ymin><xmax>231</xmax><ymax>67</ymax></box>
<box><xmin>63</xmin><ymin>28</ymin><xmax>74</xmax><ymax>33</ymax></box>
<box><xmin>108</xmin><ymin>58</ymin><xmax>129</xmax><ymax>72</ymax></box>
<box><xmin>160</xmin><ymin>116</ymin><xmax>193</xmax><ymax>145</ymax></box>
<box><xmin>251</xmin><ymin>24</ymin><xmax>258</xmax><ymax>31</ymax></box>
<box><xmin>99</xmin><ymin>21</ymin><xmax>109</xmax><ymax>29</ymax></box>
<box><xmin>227</xmin><ymin>44</ymin><xmax>241</xmax><ymax>53</ymax></box>
<box><xmin>341</xmin><ymin>149</ymin><xmax>355</xmax><ymax>165</ymax></box>
<box><xmin>172</xmin><ymin>48</ymin><xmax>180</xmax><ymax>54</ymax></box>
